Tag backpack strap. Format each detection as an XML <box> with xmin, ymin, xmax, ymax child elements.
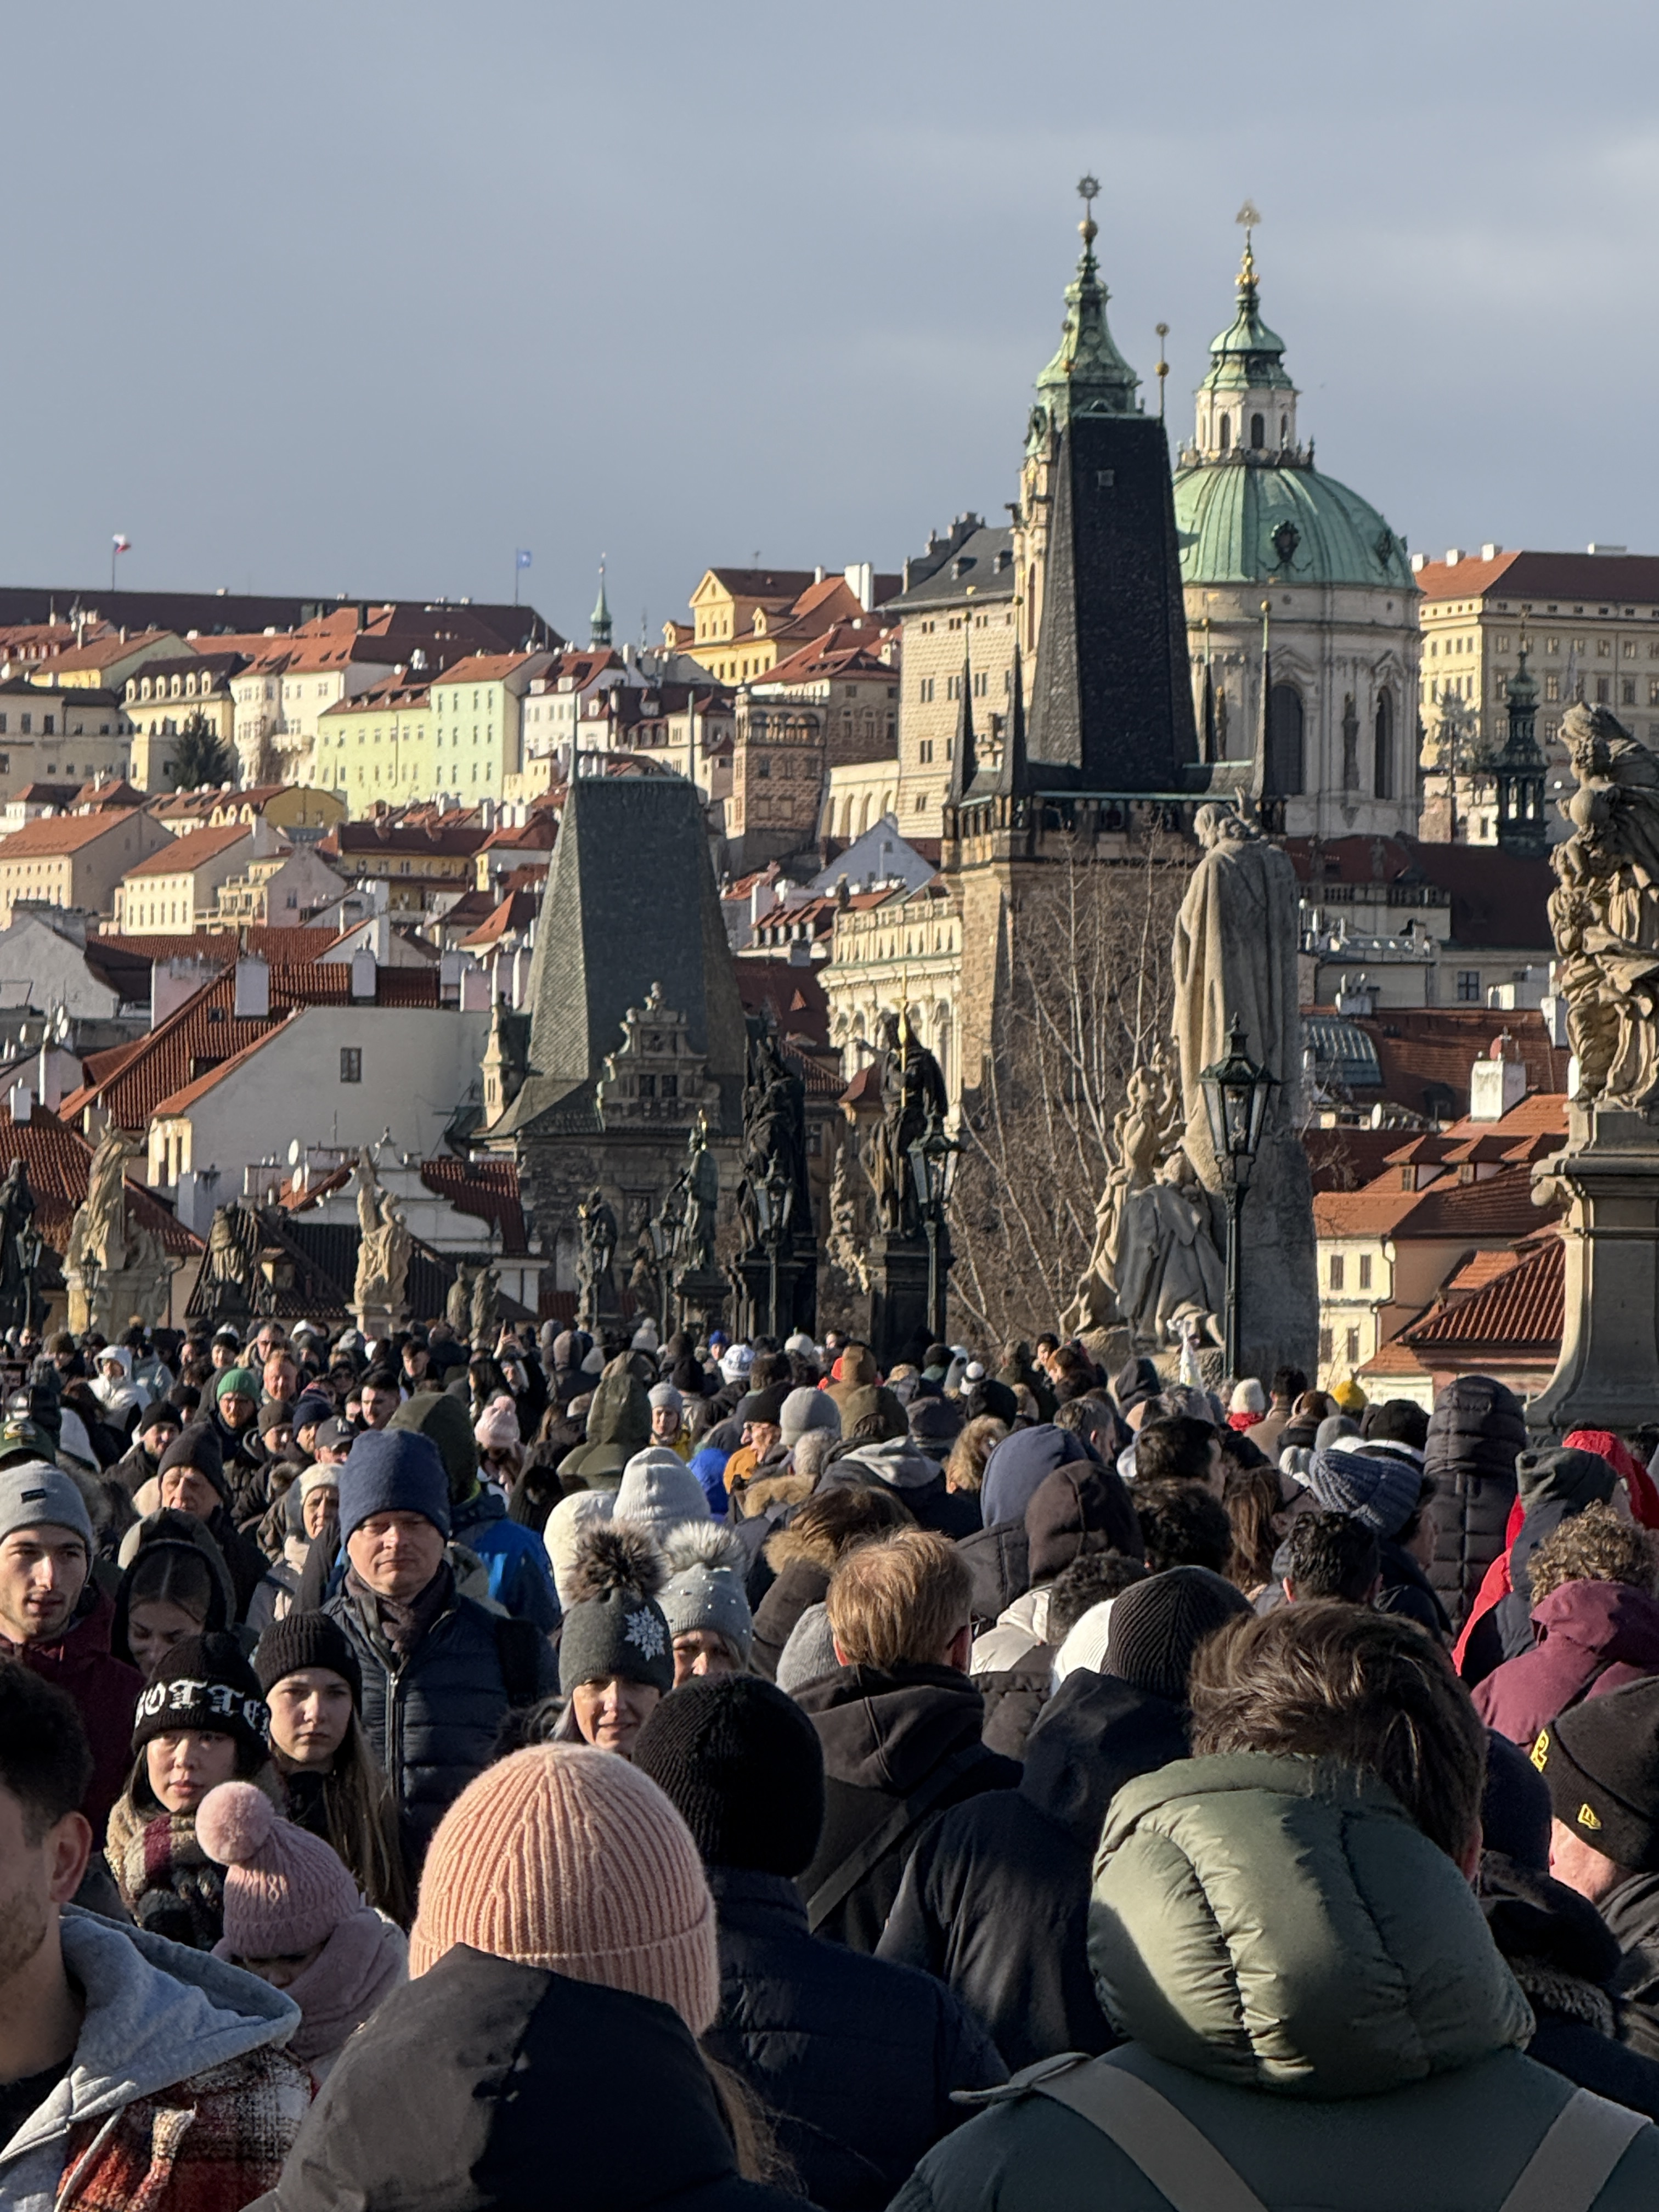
<box><xmin>804</xmin><ymin>1741</ymin><xmax>988</xmax><ymax>1934</ymax></box>
<box><xmin>1030</xmin><ymin>2057</ymin><xmax>1269</xmax><ymax>2212</ymax></box>
<box><xmin>1497</xmin><ymin>2088</ymin><xmax>1647</xmax><ymax>2212</ymax></box>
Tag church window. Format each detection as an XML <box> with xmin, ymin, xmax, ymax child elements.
<box><xmin>1250</xmin><ymin>413</ymin><xmax>1265</xmax><ymax>449</ymax></box>
<box><xmin>1267</xmin><ymin>684</ymin><xmax>1304</xmax><ymax>796</ymax></box>
<box><xmin>1279</xmin><ymin>414</ymin><xmax>1288</xmax><ymax>442</ymax></box>
<box><xmin>1373</xmin><ymin>691</ymin><xmax>1395</xmax><ymax>799</ymax></box>
<box><xmin>1218</xmin><ymin>414</ymin><xmax>1232</xmax><ymax>450</ymax></box>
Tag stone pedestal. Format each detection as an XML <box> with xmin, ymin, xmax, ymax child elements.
<box><xmin>352</xmin><ymin>1302</ymin><xmax>405</xmax><ymax>1347</ymax></box>
<box><xmin>866</xmin><ymin>1235</ymin><xmax>935</xmax><ymax>1373</ymax></box>
<box><xmin>732</xmin><ymin>1239</ymin><xmax>818</xmax><ymax>1343</ymax></box>
<box><xmin>674</xmin><ymin>1265</ymin><xmax>729</xmax><ymax>1344</ymax></box>
<box><xmin>1529</xmin><ymin>1105</ymin><xmax>1659</xmax><ymax>1434</ymax></box>
<box><xmin>68</xmin><ymin>1257</ymin><xmax>176</xmax><ymax>1336</ymax></box>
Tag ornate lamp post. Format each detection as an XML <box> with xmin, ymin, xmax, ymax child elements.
<box><xmin>1198</xmin><ymin>1017</ymin><xmax>1274</xmax><ymax>1380</ymax></box>
<box><xmin>907</xmin><ymin>1107</ymin><xmax>960</xmax><ymax>1344</ymax></box>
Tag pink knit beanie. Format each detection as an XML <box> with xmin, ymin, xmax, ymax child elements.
<box><xmin>198</xmin><ymin>1781</ymin><xmax>362</xmax><ymax>1956</ymax></box>
<box><xmin>475</xmin><ymin>1395</ymin><xmax>521</xmax><ymax>1454</ymax></box>
<box><xmin>409</xmin><ymin>1745</ymin><xmax>718</xmax><ymax>2033</ymax></box>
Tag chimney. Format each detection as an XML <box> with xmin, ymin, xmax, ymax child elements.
<box><xmin>1468</xmin><ymin>1031</ymin><xmax>1527</xmax><ymax>1121</ymax></box>
<box><xmin>350</xmin><ymin>947</ymin><xmax>377</xmax><ymax>1002</ymax></box>
<box><xmin>844</xmin><ymin>562</ymin><xmax>873</xmax><ymax>611</ymax></box>
<box><xmin>233</xmin><ymin>955</ymin><xmax>270</xmax><ymax>1019</ymax></box>
<box><xmin>8</xmin><ymin>1083</ymin><xmax>32</xmax><ymax>1125</ymax></box>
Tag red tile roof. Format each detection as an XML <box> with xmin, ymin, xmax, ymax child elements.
<box><xmin>1415</xmin><ymin>550</ymin><xmax>1659</xmax><ymax>607</ymax></box>
<box><xmin>1286</xmin><ymin>834</ymin><xmax>1552</xmax><ymax>951</ymax></box>
<box><xmin>459</xmin><ymin>890</ymin><xmax>537</xmax><ymax>950</ymax></box>
<box><xmin>1303</xmin><ymin>1125</ymin><xmax>1415</xmax><ymax>1194</ymax></box>
<box><xmin>418</xmin><ymin>1156</ymin><xmax>528</xmax><ymax>1254</ymax></box>
<box><xmin>123</xmin><ymin>823</ymin><xmax>251</xmax><ymax>878</ymax></box>
<box><xmin>734</xmin><ymin>960</ymin><xmax>831</xmax><ymax>1049</ymax></box>
<box><xmin>1315</xmin><ymin>1161</ymin><xmax>1561</xmax><ymax>1243</ymax></box>
<box><xmin>1402</xmin><ymin>1229</ymin><xmax>1565</xmax><ymax>1354</ymax></box>
<box><xmin>0</xmin><ymin>812</ymin><xmax>139</xmax><ymax>859</ymax></box>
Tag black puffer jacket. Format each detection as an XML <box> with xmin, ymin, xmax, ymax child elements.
<box><xmin>703</xmin><ymin>1865</ymin><xmax>1005</xmax><ymax>2208</ymax></box>
<box><xmin>251</xmin><ymin>1943</ymin><xmax>811</xmax><ymax>2212</ymax></box>
<box><xmin>324</xmin><ymin>1570</ymin><xmax>556</xmax><ymax>1853</ymax></box>
<box><xmin>1424</xmin><ymin>1374</ymin><xmax>1526</xmax><ymax>1630</ymax></box>
<box><xmin>1481</xmin><ymin>1852</ymin><xmax>1659</xmax><ymax>2117</ymax></box>
<box><xmin>956</xmin><ymin>1520</ymin><xmax>1030</xmax><ymax>1629</ymax></box>
<box><xmin>878</xmin><ymin>1667</ymin><xmax>1188</xmax><ymax>2068</ymax></box>
<box><xmin>792</xmin><ymin>1662</ymin><xmax>1020</xmax><ymax>1952</ymax></box>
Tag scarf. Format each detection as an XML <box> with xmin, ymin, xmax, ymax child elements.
<box><xmin>347</xmin><ymin>1560</ymin><xmax>454</xmax><ymax>1661</ymax></box>
<box><xmin>216</xmin><ymin>1908</ymin><xmax>408</xmax><ymax>2077</ymax></box>
<box><xmin>105</xmin><ymin>1768</ymin><xmax>290</xmax><ymax>1949</ymax></box>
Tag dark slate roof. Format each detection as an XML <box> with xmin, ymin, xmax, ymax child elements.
<box><xmin>1025</xmin><ymin>417</ymin><xmax>1199</xmax><ymax>791</ymax></box>
<box><xmin>884</xmin><ymin>527</ymin><xmax>1015</xmax><ymax>612</ymax></box>
<box><xmin>501</xmin><ymin>775</ymin><xmax>746</xmax><ymax>1137</ymax></box>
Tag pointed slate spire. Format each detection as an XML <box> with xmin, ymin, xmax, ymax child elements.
<box><xmin>996</xmin><ymin>635</ymin><xmax>1030</xmax><ymax>798</ymax></box>
<box><xmin>948</xmin><ymin>645</ymin><xmax>977</xmax><ymax>802</ymax></box>
<box><xmin>1031</xmin><ymin>177</ymin><xmax>1140</xmax><ymax>445</ymax></box>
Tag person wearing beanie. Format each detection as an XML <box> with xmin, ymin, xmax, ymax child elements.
<box><xmin>649</xmin><ymin>1380</ymin><xmax>692</xmax><ymax>1459</ymax></box>
<box><xmin>110</xmin><ymin>1393</ymin><xmax>183</xmax><ymax>1498</ymax></box>
<box><xmin>201</xmin><ymin>1779</ymin><xmax>407</xmax><ymax>2084</ymax></box>
<box><xmin>473</xmin><ymin>1392</ymin><xmax>523</xmax><ymax>1481</ymax></box>
<box><xmin>323</xmin><ymin>1428</ymin><xmax>557</xmax><ymax>1854</ymax></box>
<box><xmin>780</xmin><ymin>1384</ymin><xmax>839</xmax><ymax>1453</ymax></box>
<box><xmin>1227</xmin><ymin>1378</ymin><xmax>1268</xmax><ymax>1431</ymax></box>
<box><xmin>557</xmin><ymin>1524</ymin><xmax>675</xmax><ymax>1756</ymax></box>
<box><xmin>146</xmin><ymin>1421</ymin><xmax>268</xmax><ymax>1622</ymax></box>
<box><xmin>256</xmin><ymin>1609</ymin><xmax>415</xmax><ymax>1925</ymax></box>
<box><xmin>614</xmin><ymin>1445</ymin><xmax>714</xmax><ymax>1548</ymax></box>
<box><xmin>209</xmin><ymin>1364</ymin><xmax>266</xmax><ymax>1517</ymax></box>
<box><xmin>0</xmin><ymin>1459</ymin><xmax>140</xmax><ymax>1843</ymax></box>
<box><xmin>387</xmin><ymin>1388</ymin><xmax>559</xmax><ymax>1634</ymax></box>
<box><xmin>659</xmin><ymin>1522</ymin><xmax>754</xmax><ymax>1683</ymax></box>
<box><xmin>1330</xmin><ymin>1376</ymin><xmax>1368</xmax><ymax>1417</ymax></box>
<box><xmin>1294</xmin><ymin>1438</ymin><xmax>1448</xmax><ymax>1639</ymax></box>
<box><xmin>409</xmin><ymin>1744</ymin><xmax>719</xmax><ymax>2031</ymax></box>
<box><xmin>105</xmin><ymin>1629</ymin><xmax>280</xmax><ymax>1948</ymax></box>
<box><xmin>635</xmin><ymin>1678</ymin><xmax>1005</xmax><ymax>2208</ymax></box>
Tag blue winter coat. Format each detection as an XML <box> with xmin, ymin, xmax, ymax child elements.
<box><xmin>451</xmin><ymin>1486</ymin><xmax>561</xmax><ymax>1633</ymax></box>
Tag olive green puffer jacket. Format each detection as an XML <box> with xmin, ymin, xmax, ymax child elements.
<box><xmin>894</xmin><ymin>1753</ymin><xmax>1659</xmax><ymax>2212</ymax></box>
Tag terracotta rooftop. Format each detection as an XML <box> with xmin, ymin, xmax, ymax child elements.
<box><xmin>735</xmin><ymin>960</ymin><xmax>832</xmax><ymax>1051</ymax></box>
<box><xmin>29</xmin><ymin>629</ymin><xmax>178</xmax><ymax>673</ymax></box>
<box><xmin>1315</xmin><ymin>1161</ymin><xmax>1560</xmax><ymax>1244</ymax></box>
<box><xmin>0</xmin><ymin>811</ymin><xmax>140</xmax><ymax>859</ymax></box>
<box><xmin>430</xmin><ymin>652</ymin><xmax>548</xmax><ymax>689</ymax></box>
<box><xmin>1415</xmin><ymin>550</ymin><xmax>1659</xmax><ymax>607</ymax></box>
<box><xmin>418</xmin><ymin>1156</ymin><xmax>529</xmax><ymax>1254</ymax></box>
<box><xmin>123</xmin><ymin>823</ymin><xmax>252</xmax><ymax>878</ymax></box>
<box><xmin>1401</xmin><ymin>1229</ymin><xmax>1565</xmax><ymax>1355</ymax></box>
<box><xmin>0</xmin><ymin>1105</ymin><xmax>201</xmax><ymax>1257</ymax></box>
<box><xmin>458</xmin><ymin>889</ymin><xmax>537</xmax><ymax>950</ymax></box>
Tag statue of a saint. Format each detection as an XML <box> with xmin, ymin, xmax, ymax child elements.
<box><xmin>736</xmin><ymin>1022</ymin><xmax>808</xmax><ymax>1254</ymax></box>
<box><xmin>0</xmin><ymin>1158</ymin><xmax>40</xmax><ymax>1334</ymax></box>
<box><xmin>861</xmin><ymin>1010</ymin><xmax>948</xmax><ymax>1239</ymax></box>
<box><xmin>1110</xmin><ymin>1149</ymin><xmax>1227</xmax><ymax>1351</ymax></box>
<box><xmin>1549</xmin><ymin>704</ymin><xmax>1659</xmax><ymax>1109</ymax></box>
<box><xmin>575</xmin><ymin>1188</ymin><xmax>619</xmax><ymax>1331</ymax></box>
<box><xmin>678</xmin><ymin>1116</ymin><xmax>720</xmax><ymax>1277</ymax></box>
<box><xmin>354</xmin><ymin>1149</ymin><xmax>413</xmax><ymax>1319</ymax></box>
<box><xmin>70</xmin><ymin>1128</ymin><xmax>137</xmax><ymax>1282</ymax></box>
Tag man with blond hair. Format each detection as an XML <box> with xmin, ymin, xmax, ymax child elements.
<box><xmin>791</xmin><ymin>1528</ymin><xmax>1020</xmax><ymax>1950</ymax></box>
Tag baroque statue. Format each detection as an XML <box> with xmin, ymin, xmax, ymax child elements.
<box><xmin>861</xmin><ymin>1009</ymin><xmax>949</xmax><ymax>1240</ymax></box>
<box><xmin>675</xmin><ymin>1115</ymin><xmax>721</xmax><ymax>1278</ymax></box>
<box><xmin>735</xmin><ymin>1021</ymin><xmax>809</xmax><ymax>1254</ymax></box>
<box><xmin>0</xmin><ymin>1158</ymin><xmax>42</xmax><ymax>1335</ymax></box>
<box><xmin>1548</xmin><ymin>703</ymin><xmax>1659</xmax><ymax>1110</ymax></box>
<box><xmin>66</xmin><ymin>1127</ymin><xmax>173</xmax><ymax>1334</ymax></box>
<box><xmin>353</xmin><ymin>1148</ymin><xmax>413</xmax><ymax>1322</ymax></box>
<box><xmin>575</xmin><ymin>1187</ymin><xmax>619</xmax><ymax>1331</ymax></box>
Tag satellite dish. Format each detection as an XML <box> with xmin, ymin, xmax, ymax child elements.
<box><xmin>287</xmin><ymin>1139</ymin><xmax>301</xmax><ymax>1166</ymax></box>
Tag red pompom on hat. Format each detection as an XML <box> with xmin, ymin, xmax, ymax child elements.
<box><xmin>198</xmin><ymin>1780</ymin><xmax>362</xmax><ymax>1957</ymax></box>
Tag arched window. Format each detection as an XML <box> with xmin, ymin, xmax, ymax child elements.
<box><xmin>1374</xmin><ymin>690</ymin><xmax>1395</xmax><ymax>799</ymax></box>
<box><xmin>1217</xmin><ymin>413</ymin><xmax>1232</xmax><ymax>451</ymax></box>
<box><xmin>1267</xmin><ymin>684</ymin><xmax>1305</xmax><ymax>795</ymax></box>
<box><xmin>1250</xmin><ymin>413</ymin><xmax>1265</xmax><ymax>449</ymax></box>
<box><xmin>1279</xmin><ymin>413</ymin><xmax>1288</xmax><ymax>443</ymax></box>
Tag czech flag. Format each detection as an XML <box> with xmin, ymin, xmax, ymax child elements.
<box><xmin>112</xmin><ymin>535</ymin><xmax>131</xmax><ymax>554</ymax></box>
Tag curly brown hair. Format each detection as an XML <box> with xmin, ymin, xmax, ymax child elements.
<box><xmin>1527</xmin><ymin>1501</ymin><xmax>1659</xmax><ymax>1602</ymax></box>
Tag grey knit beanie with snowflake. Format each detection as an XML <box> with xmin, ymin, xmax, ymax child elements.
<box><xmin>558</xmin><ymin>1523</ymin><xmax>675</xmax><ymax>1695</ymax></box>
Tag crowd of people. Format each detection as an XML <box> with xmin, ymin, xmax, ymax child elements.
<box><xmin>3</xmin><ymin>1309</ymin><xmax>1659</xmax><ymax>2207</ymax></box>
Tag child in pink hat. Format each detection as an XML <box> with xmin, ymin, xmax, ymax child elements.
<box><xmin>200</xmin><ymin>1780</ymin><xmax>407</xmax><ymax>2083</ymax></box>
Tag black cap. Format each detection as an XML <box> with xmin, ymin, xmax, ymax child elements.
<box><xmin>253</xmin><ymin>1609</ymin><xmax>363</xmax><ymax>1708</ymax></box>
<box><xmin>1537</xmin><ymin>1677</ymin><xmax>1659</xmax><ymax>1871</ymax></box>
<box><xmin>1104</xmin><ymin>1566</ymin><xmax>1252</xmax><ymax>1703</ymax></box>
<box><xmin>131</xmin><ymin>1631</ymin><xmax>267</xmax><ymax>1760</ymax></box>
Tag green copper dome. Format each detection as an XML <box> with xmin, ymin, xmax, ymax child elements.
<box><xmin>1027</xmin><ymin>213</ymin><xmax>1139</xmax><ymax>452</ymax></box>
<box><xmin>1174</xmin><ymin>458</ymin><xmax>1416</xmax><ymax>591</ymax></box>
<box><xmin>1199</xmin><ymin>245</ymin><xmax>1293</xmax><ymax>394</ymax></box>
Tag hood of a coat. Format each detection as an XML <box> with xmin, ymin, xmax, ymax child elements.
<box><xmin>833</xmin><ymin>1345</ymin><xmax>879</xmax><ymax>1392</ymax></box>
<box><xmin>980</xmin><ymin>1424</ymin><xmax>1090</xmax><ymax>1530</ymax></box>
<box><xmin>388</xmin><ymin>1390</ymin><xmax>481</xmax><ymax>1499</ymax></box>
<box><xmin>1019</xmin><ymin>1669</ymin><xmax>1189</xmax><ymax>1855</ymax></box>
<box><xmin>1530</xmin><ymin>1576</ymin><xmax>1659</xmax><ymax>1666</ymax></box>
<box><xmin>1089</xmin><ymin>1752</ymin><xmax>1533</xmax><ymax>2099</ymax></box>
<box><xmin>1</xmin><ymin>1908</ymin><xmax>297</xmax><ymax>2172</ymax></box>
<box><xmin>830</xmin><ymin>1437</ymin><xmax>940</xmax><ymax>1492</ymax></box>
<box><xmin>1425</xmin><ymin>1374</ymin><xmax>1527</xmax><ymax>1483</ymax></box>
<box><xmin>111</xmin><ymin>1508</ymin><xmax>238</xmax><ymax>1663</ymax></box>
<box><xmin>253</xmin><ymin>1943</ymin><xmax>800</xmax><ymax>2212</ymax></box>
<box><xmin>562</xmin><ymin>1356</ymin><xmax>651</xmax><ymax>1476</ymax></box>
<box><xmin>1479</xmin><ymin>1850</ymin><xmax>1624</xmax><ymax>1987</ymax></box>
<box><xmin>793</xmin><ymin>1662</ymin><xmax>988</xmax><ymax>1795</ymax></box>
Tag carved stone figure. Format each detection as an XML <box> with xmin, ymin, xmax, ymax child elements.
<box><xmin>1170</xmin><ymin>803</ymin><xmax>1316</xmax><ymax>1376</ymax></box>
<box><xmin>66</xmin><ymin>1128</ymin><xmax>173</xmax><ymax>1334</ymax></box>
<box><xmin>861</xmin><ymin>1011</ymin><xmax>949</xmax><ymax>1239</ymax></box>
<box><xmin>470</xmin><ymin>1261</ymin><xmax>499</xmax><ymax>1349</ymax></box>
<box><xmin>446</xmin><ymin>1263</ymin><xmax>478</xmax><ymax>1338</ymax></box>
<box><xmin>71</xmin><ymin>1128</ymin><xmax>136</xmax><ymax>1279</ymax></box>
<box><xmin>199</xmin><ymin>1202</ymin><xmax>262</xmax><ymax>1322</ymax></box>
<box><xmin>575</xmin><ymin>1187</ymin><xmax>619</xmax><ymax>1331</ymax></box>
<box><xmin>1065</xmin><ymin>1054</ymin><xmax>1188</xmax><ymax>1339</ymax></box>
<box><xmin>676</xmin><ymin>1117</ymin><xmax>721</xmax><ymax>1277</ymax></box>
<box><xmin>0</xmin><ymin>1158</ymin><xmax>41</xmax><ymax>1335</ymax></box>
<box><xmin>353</xmin><ymin>1149</ymin><xmax>413</xmax><ymax>1321</ymax></box>
<box><xmin>1110</xmin><ymin>1149</ymin><xmax>1227</xmax><ymax>1351</ymax></box>
<box><xmin>1549</xmin><ymin>704</ymin><xmax>1659</xmax><ymax>1110</ymax></box>
<box><xmin>736</xmin><ymin>1023</ymin><xmax>808</xmax><ymax>1254</ymax></box>
<box><xmin>826</xmin><ymin>1143</ymin><xmax>870</xmax><ymax>1297</ymax></box>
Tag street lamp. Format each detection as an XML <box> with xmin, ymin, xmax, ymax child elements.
<box><xmin>1197</xmin><ymin>1016</ymin><xmax>1274</xmax><ymax>1381</ymax></box>
<box><xmin>907</xmin><ymin>1106</ymin><xmax>960</xmax><ymax>1342</ymax></box>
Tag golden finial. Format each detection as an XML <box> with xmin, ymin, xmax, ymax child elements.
<box><xmin>1235</xmin><ymin>199</ymin><xmax>1261</xmax><ymax>292</ymax></box>
<box><xmin>1077</xmin><ymin>173</ymin><xmax>1100</xmax><ymax>250</ymax></box>
<box><xmin>1155</xmin><ymin>322</ymin><xmax>1169</xmax><ymax>420</ymax></box>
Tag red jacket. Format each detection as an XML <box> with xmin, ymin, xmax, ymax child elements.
<box><xmin>0</xmin><ymin>1587</ymin><xmax>141</xmax><ymax>1840</ymax></box>
<box><xmin>1472</xmin><ymin>1577</ymin><xmax>1659</xmax><ymax>1747</ymax></box>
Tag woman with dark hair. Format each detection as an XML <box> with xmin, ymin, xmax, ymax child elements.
<box><xmin>255</xmin><ymin>1611</ymin><xmax>416</xmax><ymax>1927</ymax></box>
<box><xmin>111</xmin><ymin>1508</ymin><xmax>238</xmax><ymax>1676</ymax></box>
<box><xmin>105</xmin><ymin>1631</ymin><xmax>280</xmax><ymax>1948</ymax></box>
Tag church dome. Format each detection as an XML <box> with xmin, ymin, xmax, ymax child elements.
<box><xmin>1174</xmin><ymin>457</ymin><xmax>1417</xmax><ymax>592</ymax></box>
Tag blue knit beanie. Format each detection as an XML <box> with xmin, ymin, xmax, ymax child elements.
<box><xmin>1306</xmin><ymin>1441</ymin><xmax>1423</xmax><ymax>1539</ymax></box>
<box><xmin>338</xmin><ymin>1427</ymin><xmax>452</xmax><ymax>1543</ymax></box>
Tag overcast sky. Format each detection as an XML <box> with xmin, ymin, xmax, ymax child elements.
<box><xmin>8</xmin><ymin>1</ymin><xmax>1656</xmax><ymax>641</ymax></box>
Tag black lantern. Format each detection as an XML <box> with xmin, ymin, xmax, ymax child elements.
<box><xmin>1197</xmin><ymin>1017</ymin><xmax>1274</xmax><ymax>1378</ymax></box>
<box><xmin>906</xmin><ymin>1107</ymin><xmax>960</xmax><ymax>1341</ymax></box>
